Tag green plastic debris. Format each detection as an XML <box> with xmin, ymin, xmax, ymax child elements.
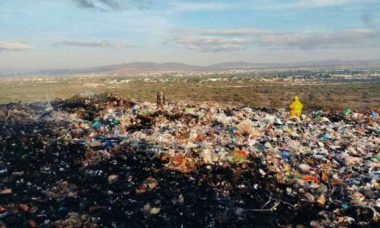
<box><xmin>142</xmin><ymin>110</ymin><xmax>151</xmax><ymax>115</ymax></box>
<box><xmin>314</xmin><ymin>110</ymin><xmax>322</xmax><ymax>117</ymax></box>
<box><xmin>97</xmin><ymin>135</ymin><xmax>106</xmax><ymax>141</ymax></box>
<box><xmin>185</xmin><ymin>108</ymin><xmax>194</xmax><ymax>114</ymax></box>
<box><xmin>342</xmin><ymin>108</ymin><xmax>351</xmax><ymax>116</ymax></box>
<box><xmin>92</xmin><ymin>121</ymin><xmax>101</xmax><ymax>129</ymax></box>
<box><xmin>374</xmin><ymin>147</ymin><xmax>380</xmax><ymax>161</ymax></box>
<box><xmin>111</xmin><ymin>118</ymin><xmax>120</xmax><ymax>125</ymax></box>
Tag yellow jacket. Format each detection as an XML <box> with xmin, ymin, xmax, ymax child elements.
<box><xmin>289</xmin><ymin>96</ymin><xmax>303</xmax><ymax>118</ymax></box>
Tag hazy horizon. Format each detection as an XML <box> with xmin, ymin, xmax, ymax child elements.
<box><xmin>1</xmin><ymin>0</ymin><xmax>380</xmax><ymax>72</ymax></box>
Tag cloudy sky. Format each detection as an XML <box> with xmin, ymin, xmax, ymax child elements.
<box><xmin>1</xmin><ymin>0</ymin><xmax>380</xmax><ymax>71</ymax></box>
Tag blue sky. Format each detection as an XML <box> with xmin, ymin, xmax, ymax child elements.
<box><xmin>0</xmin><ymin>0</ymin><xmax>380</xmax><ymax>71</ymax></box>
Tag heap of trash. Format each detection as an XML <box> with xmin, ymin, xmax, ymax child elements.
<box><xmin>0</xmin><ymin>93</ymin><xmax>379</xmax><ymax>227</ymax></box>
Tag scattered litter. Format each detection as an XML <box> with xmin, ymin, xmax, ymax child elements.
<box><xmin>0</xmin><ymin>93</ymin><xmax>379</xmax><ymax>227</ymax></box>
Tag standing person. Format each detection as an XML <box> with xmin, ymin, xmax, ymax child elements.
<box><xmin>289</xmin><ymin>96</ymin><xmax>303</xmax><ymax>119</ymax></box>
<box><xmin>156</xmin><ymin>91</ymin><xmax>165</xmax><ymax>110</ymax></box>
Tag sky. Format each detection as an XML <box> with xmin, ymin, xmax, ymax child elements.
<box><xmin>0</xmin><ymin>0</ymin><xmax>380</xmax><ymax>72</ymax></box>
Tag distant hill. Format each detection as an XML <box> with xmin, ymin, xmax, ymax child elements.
<box><xmin>106</xmin><ymin>62</ymin><xmax>200</xmax><ymax>74</ymax></box>
<box><xmin>28</xmin><ymin>62</ymin><xmax>199</xmax><ymax>76</ymax></box>
<box><xmin>205</xmin><ymin>61</ymin><xmax>276</xmax><ymax>70</ymax></box>
<box><xmin>1</xmin><ymin>59</ymin><xmax>380</xmax><ymax>76</ymax></box>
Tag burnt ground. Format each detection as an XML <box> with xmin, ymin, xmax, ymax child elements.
<box><xmin>0</xmin><ymin>121</ymin><xmax>306</xmax><ymax>227</ymax></box>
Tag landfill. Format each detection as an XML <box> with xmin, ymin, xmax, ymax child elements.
<box><xmin>0</xmin><ymin>93</ymin><xmax>379</xmax><ymax>227</ymax></box>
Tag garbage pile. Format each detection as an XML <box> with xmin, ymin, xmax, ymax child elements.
<box><xmin>0</xmin><ymin>93</ymin><xmax>379</xmax><ymax>227</ymax></box>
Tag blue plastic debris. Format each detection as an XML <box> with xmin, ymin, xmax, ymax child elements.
<box><xmin>102</xmin><ymin>140</ymin><xmax>114</xmax><ymax>149</ymax></box>
<box><xmin>256</xmin><ymin>145</ymin><xmax>268</xmax><ymax>151</ymax></box>
<box><xmin>227</xmin><ymin>126</ymin><xmax>236</xmax><ymax>133</ymax></box>
<box><xmin>0</xmin><ymin>164</ymin><xmax>8</xmax><ymax>176</ymax></box>
<box><xmin>320</xmin><ymin>133</ymin><xmax>329</xmax><ymax>140</ymax></box>
<box><xmin>280</xmin><ymin>150</ymin><xmax>291</xmax><ymax>159</ymax></box>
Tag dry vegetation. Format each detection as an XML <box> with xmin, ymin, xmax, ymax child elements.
<box><xmin>1</xmin><ymin>75</ymin><xmax>379</xmax><ymax>112</ymax></box>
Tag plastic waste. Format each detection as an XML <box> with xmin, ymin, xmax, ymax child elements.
<box><xmin>313</xmin><ymin>110</ymin><xmax>322</xmax><ymax>118</ymax></box>
<box><xmin>342</xmin><ymin>108</ymin><xmax>351</xmax><ymax>116</ymax></box>
<box><xmin>302</xmin><ymin>176</ymin><xmax>319</xmax><ymax>184</ymax></box>
<box><xmin>0</xmin><ymin>163</ymin><xmax>8</xmax><ymax>176</ymax></box>
<box><xmin>232</xmin><ymin>150</ymin><xmax>249</xmax><ymax>163</ymax></box>
<box><xmin>236</xmin><ymin>119</ymin><xmax>261</xmax><ymax>137</ymax></box>
<box><xmin>0</xmin><ymin>93</ymin><xmax>379</xmax><ymax>227</ymax></box>
<box><xmin>370</xmin><ymin>111</ymin><xmax>378</xmax><ymax>117</ymax></box>
<box><xmin>91</xmin><ymin>121</ymin><xmax>101</xmax><ymax>130</ymax></box>
<box><xmin>0</xmin><ymin>207</ymin><xmax>10</xmax><ymax>219</ymax></box>
<box><xmin>280</xmin><ymin>150</ymin><xmax>291</xmax><ymax>159</ymax></box>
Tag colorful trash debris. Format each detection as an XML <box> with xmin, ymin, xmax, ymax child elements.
<box><xmin>0</xmin><ymin>93</ymin><xmax>379</xmax><ymax>227</ymax></box>
<box><xmin>232</xmin><ymin>150</ymin><xmax>249</xmax><ymax>163</ymax></box>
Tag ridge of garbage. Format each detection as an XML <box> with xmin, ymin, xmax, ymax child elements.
<box><xmin>0</xmin><ymin>93</ymin><xmax>379</xmax><ymax>227</ymax></box>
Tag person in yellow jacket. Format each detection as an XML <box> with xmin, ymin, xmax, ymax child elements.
<box><xmin>289</xmin><ymin>96</ymin><xmax>303</xmax><ymax>119</ymax></box>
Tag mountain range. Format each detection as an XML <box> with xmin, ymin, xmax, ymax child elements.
<box><xmin>2</xmin><ymin>59</ymin><xmax>380</xmax><ymax>76</ymax></box>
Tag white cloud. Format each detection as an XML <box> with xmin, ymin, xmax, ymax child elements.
<box><xmin>55</xmin><ymin>40</ymin><xmax>130</xmax><ymax>48</ymax></box>
<box><xmin>169</xmin><ymin>2</ymin><xmax>234</xmax><ymax>11</ymax></box>
<box><xmin>291</xmin><ymin>0</ymin><xmax>375</xmax><ymax>8</ymax></box>
<box><xmin>265</xmin><ymin>29</ymin><xmax>379</xmax><ymax>49</ymax></box>
<box><xmin>255</xmin><ymin>0</ymin><xmax>376</xmax><ymax>9</ymax></box>
<box><xmin>165</xmin><ymin>35</ymin><xmax>248</xmax><ymax>52</ymax></box>
<box><xmin>71</xmin><ymin>0</ymin><xmax>153</xmax><ymax>11</ymax></box>
<box><xmin>0</xmin><ymin>41</ymin><xmax>31</xmax><ymax>51</ymax></box>
<box><xmin>202</xmin><ymin>28</ymin><xmax>266</xmax><ymax>36</ymax></box>
<box><xmin>166</xmin><ymin>28</ymin><xmax>380</xmax><ymax>52</ymax></box>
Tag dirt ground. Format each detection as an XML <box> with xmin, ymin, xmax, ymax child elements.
<box><xmin>1</xmin><ymin>75</ymin><xmax>379</xmax><ymax>112</ymax></box>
